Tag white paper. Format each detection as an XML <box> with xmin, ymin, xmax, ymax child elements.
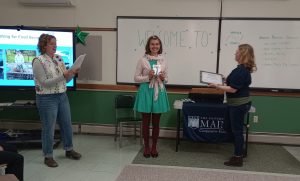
<box><xmin>0</xmin><ymin>102</ymin><xmax>13</xmax><ymax>107</ymax></box>
<box><xmin>153</xmin><ymin>64</ymin><xmax>161</xmax><ymax>76</ymax></box>
<box><xmin>70</xmin><ymin>54</ymin><xmax>86</xmax><ymax>71</ymax></box>
<box><xmin>200</xmin><ymin>71</ymin><xmax>223</xmax><ymax>85</ymax></box>
<box><xmin>14</xmin><ymin>100</ymin><xmax>35</xmax><ymax>105</ymax></box>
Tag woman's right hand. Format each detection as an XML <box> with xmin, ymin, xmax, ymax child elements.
<box><xmin>158</xmin><ymin>71</ymin><xmax>166</xmax><ymax>81</ymax></box>
<box><xmin>208</xmin><ymin>83</ymin><xmax>218</xmax><ymax>89</ymax></box>
<box><xmin>149</xmin><ymin>70</ymin><xmax>155</xmax><ymax>80</ymax></box>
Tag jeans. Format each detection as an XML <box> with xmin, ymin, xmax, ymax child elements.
<box><xmin>228</xmin><ymin>102</ymin><xmax>251</xmax><ymax>156</ymax></box>
<box><xmin>36</xmin><ymin>92</ymin><xmax>73</xmax><ymax>157</ymax></box>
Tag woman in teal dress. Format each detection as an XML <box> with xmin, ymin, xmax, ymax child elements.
<box><xmin>134</xmin><ymin>35</ymin><xmax>170</xmax><ymax>158</ymax></box>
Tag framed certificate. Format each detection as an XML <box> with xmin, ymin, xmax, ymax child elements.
<box><xmin>200</xmin><ymin>71</ymin><xmax>223</xmax><ymax>85</ymax></box>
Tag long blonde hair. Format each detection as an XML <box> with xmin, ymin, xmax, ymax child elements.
<box><xmin>238</xmin><ymin>44</ymin><xmax>257</xmax><ymax>73</ymax></box>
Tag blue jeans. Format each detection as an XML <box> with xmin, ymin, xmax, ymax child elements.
<box><xmin>36</xmin><ymin>93</ymin><xmax>73</xmax><ymax>158</ymax></box>
<box><xmin>228</xmin><ymin>102</ymin><xmax>251</xmax><ymax>156</ymax></box>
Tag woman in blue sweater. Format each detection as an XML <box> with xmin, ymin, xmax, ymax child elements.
<box><xmin>210</xmin><ymin>44</ymin><xmax>257</xmax><ymax>166</ymax></box>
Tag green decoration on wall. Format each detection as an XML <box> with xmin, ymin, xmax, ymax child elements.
<box><xmin>75</xmin><ymin>26</ymin><xmax>89</xmax><ymax>45</ymax></box>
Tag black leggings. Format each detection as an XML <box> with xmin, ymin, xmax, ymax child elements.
<box><xmin>0</xmin><ymin>143</ymin><xmax>24</xmax><ymax>181</ymax></box>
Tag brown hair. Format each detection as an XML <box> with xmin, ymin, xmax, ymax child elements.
<box><xmin>238</xmin><ymin>44</ymin><xmax>257</xmax><ymax>73</ymax></box>
<box><xmin>37</xmin><ymin>34</ymin><xmax>56</xmax><ymax>54</ymax></box>
<box><xmin>145</xmin><ymin>35</ymin><xmax>163</xmax><ymax>55</ymax></box>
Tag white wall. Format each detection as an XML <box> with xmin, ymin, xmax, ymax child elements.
<box><xmin>1</xmin><ymin>0</ymin><xmax>300</xmax><ymax>84</ymax></box>
<box><xmin>223</xmin><ymin>0</ymin><xmax>300</xmax><ymax>18</ymax></box>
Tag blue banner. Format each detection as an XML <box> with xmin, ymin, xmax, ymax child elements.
<box><xmin>182</xmin><ymin>102</ymin><xmax>233</xmax><ymax>142</ymax></box>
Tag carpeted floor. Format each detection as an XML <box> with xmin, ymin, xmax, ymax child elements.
<box><xmin>116</xmin><ymin>164</ymin><xmax>300</xmax><ymax>181</ymax></box>
<box><xmin>132</xmin><ymin>139</ymin><xmax>300</xmax><ymax>175</ymax></box>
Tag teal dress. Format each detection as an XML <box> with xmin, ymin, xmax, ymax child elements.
<box><xmin>134</xmin><ymin>60</ymin><xmax>170</xmax><ymax>113</ymax></box>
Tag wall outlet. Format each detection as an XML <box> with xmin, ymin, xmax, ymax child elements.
<box><xmin>253</xmin><ymin>116</ymin><xmax>259</xmax><ymax>123</ymax></box>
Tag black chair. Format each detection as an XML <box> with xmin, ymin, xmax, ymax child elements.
<box><xmin>114</xmin><ymin>94</ymin><xmax>142</xmax><ymax>148</ymax></box>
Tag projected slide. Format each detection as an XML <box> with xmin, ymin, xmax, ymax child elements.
<box><xmin>0</xmin><ymin>28</ymin><xmax>75</xmax><ymax>88</ymax></box>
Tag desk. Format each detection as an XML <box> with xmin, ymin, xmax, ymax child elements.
<box><xmin>0</xmin><ymin>103</ymin><xmax>36</xmax><ymax>110</ymax></box>
<box><xmin>0</xmin><ymin>102</ymin><xmax>37</xmax><ymax>122</ymax></box>
<box><xmin>174</xmin><ymin>100</ymin><xmax>255</xmax><ymax>157</ymax></box>
<box><xmin>0</xmin><ymin>102</ymin><xmax>60</xmax><ymax>147</ymax></box>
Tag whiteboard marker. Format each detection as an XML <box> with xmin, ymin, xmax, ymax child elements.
<box><xmin>271</xmin><ymin>89</ymin><xmax>279</xmax><ymax>92</ymax></box>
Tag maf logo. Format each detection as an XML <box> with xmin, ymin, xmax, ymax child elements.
<box><xmin>188</xmin><ymin>116</ymin><xmax>199</xmax><ymax>129</ymax></box>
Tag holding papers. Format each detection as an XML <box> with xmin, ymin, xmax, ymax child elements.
<box><xmin>200</xmin><ymin>71</ymin><xmax>223</xmax><ymax>85</ymax></box>
<box><xmin>70</xmin><ymin>54</ymin><xmax>86</xmax><ymax>71</ymax></box>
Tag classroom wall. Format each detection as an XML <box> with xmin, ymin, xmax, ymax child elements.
<box><xmin>1</xmin><ymin>90</ymin><xmax>300</xmax><ymax>135</ymax></box>
<box><xmin>0</xmin><ymin>0</ymin><xmax>300</xmax><ymax>136</ymax></box>
<box><xmin>2</xmin><ymin>0</ymin><xmax>300</xmax><ymax>85</ymax></box>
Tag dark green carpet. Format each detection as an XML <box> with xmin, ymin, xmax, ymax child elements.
<box><xmin>132</xmin><ymin>139</ymin><xmax>300</xmax><ymax>175</ymax></box>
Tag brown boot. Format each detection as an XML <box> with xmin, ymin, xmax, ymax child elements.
<box><xmin>224</xmin><ymin>156</ymin><xmax>243</xmax><ymax>167</ymax></box>
<box><xmin>150</xmin><ymin>148</ymin><xmax>158</xmax><ymax>158</ymax></box>
<box><xmin>142</xmin><ymin>113</ymin><xmax>151</xmax><ymax>158</ymax></box>
<box><xmin>143</xmin><ymin>147</ymin><xmax>150</xmax><ymax>158</ymax></box>
<box><xmin>151</xmin><ymin>114</ymin><xmax>160</xmax><ymax>158</ymax></box>
<box><xmin>44</xmin><ymin>157</ymin><xmax>58</xmax><ymax>167</ymax></box>
<box><xmin>66</xmin><ymin>150</ymin><xmax>82</xmax><ymax>160</ymax></box>
<box><xmin>151</xmin><ymin>126</ymin><xmax>159</xmax><ymax>158</ymax></box>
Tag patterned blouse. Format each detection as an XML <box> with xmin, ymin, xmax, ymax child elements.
<box><xmin>32</xmin><ymin>54</ymin><xmax>67</xmax><ymax>94</ymax></box>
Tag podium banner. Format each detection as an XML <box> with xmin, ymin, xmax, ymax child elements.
<box><xmin>182</xmin><ymin>102</ymin><xmax>233</xmax><ymax>142</ymax></box>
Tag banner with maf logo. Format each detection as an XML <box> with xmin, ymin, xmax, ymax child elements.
<box><xmin>182</xmin><ymin>102</ymin><xmax>233</xmax><ymax>142</ymax></box>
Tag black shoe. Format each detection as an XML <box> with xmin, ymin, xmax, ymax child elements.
<box><xmin>143</xmin><ymin>148</ymin><xmax>150</xmax><ymax>158</ymax></box>
<box><xmin>151</xmin><ymin>150</ymin><xmax>158</xmax><ymax>158</ymax></box>
<box><xmin>143</xmin><ymin>153</ymin><xmax>150</xmax><ymax>158</ymax></box>
<box><xmin>224</xmin><ymin>156</ymin><xmax>243</xmax><ymax>167</ymax></box>
<box><xmin>44</xmin><ymin>157</ymin><xmax>58</xmax><ymax>167</ymax></box>
<box><xmin>242</xmin><ymin>149</ymin><xmax>247</xmax><ymax>158</ymax></box>
<box><xmin>66</xmin><ymin>150</ymin><xmax>82</xmax><ymax>160</ymax></box>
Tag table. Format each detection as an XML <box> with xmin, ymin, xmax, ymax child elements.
<box><xmin>173</xmin><ymin>100</ymin><xmax>255</xmax><ymax>157</ymax></box>
<box><xmin>0</xmin><ymin>101</ymin><xmax>61</xmax><ymax>147</ymax></box>
<box><xmin>182</xmin><ymin>102</ymin><xmax>231</xmax><ymax>142</ymax></box>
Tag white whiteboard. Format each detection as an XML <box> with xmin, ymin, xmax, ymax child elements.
<box><xmin>219</xmin><ymin>19</ymin><xmax>300</xmax><ymax>90</ymax></box>
<box><xmin>117</xmin><ymin>17</ymin><xmax>219</xmax><ymax>86</ymax></box>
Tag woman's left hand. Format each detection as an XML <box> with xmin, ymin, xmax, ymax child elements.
<box><xmin>71</xmin><ymin>68</ymin><xmax>80</xmax><ymax>75</ymax></box>
<box><xmin>158</xmin><ymin>72</ymin><xmax>165</xmax><ymax>81</ymax></box>
<box><xmin>63</xmin><ymin>68</ymin><xmax>79</xmax><ymax>79</ymax></box>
